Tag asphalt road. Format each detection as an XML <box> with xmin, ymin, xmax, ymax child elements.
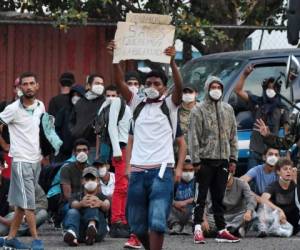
<box><xmin>17</xmin><ymin>223</ymin><xmax>300</xmax><ymax>250</ymax></box>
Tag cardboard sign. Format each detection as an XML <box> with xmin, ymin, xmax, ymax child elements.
<box><xmin>113</xmin><ymin>14</ymin><xmax>175</xmax><ymax>64</ymax></box>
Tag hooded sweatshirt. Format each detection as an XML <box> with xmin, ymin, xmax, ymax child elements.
<box><xmin>188</xmin><ymin>76</ymin><xmax>238</xmax><ymax>163</ymax></box>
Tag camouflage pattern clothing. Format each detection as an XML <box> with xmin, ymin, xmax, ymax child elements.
<box><xmin>188</xmin><ymin>78</ymin><xmax>238</xmax><ymax>164</ymax></box>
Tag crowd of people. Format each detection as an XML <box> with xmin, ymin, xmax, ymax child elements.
<box><xmin>0</xmin><ymin>41</ymin><xmax>300</xmax><ymax>250</ymax></box>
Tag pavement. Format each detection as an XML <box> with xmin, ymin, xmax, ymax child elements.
<box><xmin>12</xmin><ymin>223</ymin><xmax>300</xmax><ymax>250</ymax></box>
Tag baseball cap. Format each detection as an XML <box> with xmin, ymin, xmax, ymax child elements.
<box><xmin>183</xmin><ymin>84</ymin><xmax>197</xmax><ymax>92</ymax></box>
<box><xmin>82</xmin><ymin>167</ymin><xmax>99</xmax><ymax>178</ymax></box>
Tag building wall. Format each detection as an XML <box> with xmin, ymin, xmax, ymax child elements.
<box><xmin>0</xmin><ymin>23</ymin><xmax>123</xmax><ymax>108</ymax></box>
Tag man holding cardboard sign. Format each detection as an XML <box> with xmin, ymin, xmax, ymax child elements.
<box><xmin>107</xmin><ymin>19</ymin><xmax>182</xmax><ymax>248</ymax></box>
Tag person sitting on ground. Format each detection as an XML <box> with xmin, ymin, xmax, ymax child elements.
<box><xmin>63</xmin><ymin>167</ymin><xmax>110</xmax><ymax>246</ymax></box>
<box><xmin>240</xmin><ymin>147</ymin><xmax>280</xmax><ymax>200</ymax></box>
<box><xmin>93</xmin><ymin>159</ymin><xmax>115</xmax><ymax>200</ymax></box>
<box><xmin>259</xmin><ymin>158</ymin><xmax>299</xmax><ymax>236</ymax></box>
<box><xmin>203</xmin><ymin>169</ymin><xmax>256</xmax><ymax>238</ymax></box>
<box><xmin>168</xmin><ymin>156</ymin><xmax>194</xmax><ymax>235</ymax></box>
<box><xmin>0</xmin><ymin>184</ymin><xmax>48</xmax><ymax>237</ymax></box>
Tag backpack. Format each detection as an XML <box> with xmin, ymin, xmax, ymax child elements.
<box><xmin>94</xmin><ymin>98</ymin><xmax>126</xmax><ymax>144</ymax></box>
<box><xmin>132</xmin><ymin>99</ymin><xmax>172</xmax><ymax>130</ymax></box>
<box><xmin>38</xmin><ymin>162</ymin><xmax>64</xmax><ymax>194</ymax></box>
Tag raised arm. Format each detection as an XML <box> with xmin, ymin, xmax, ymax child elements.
<box><xmin>165</xmin><ymin>47</ymin><xmax>183</xmax><ymax>106</ymax></box>
<box><xmin>234</xmin><ymin>65</ymin><xmax>253</xmax><ymax>102</ymax></box>
<box><xmin>107</xmin><ymin>41</ymin><xmax>132</xmax><ymax>103</ymax></box>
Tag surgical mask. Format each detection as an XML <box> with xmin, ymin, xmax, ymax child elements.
<box><xmin>107</xmin><ymin>96</ymin><xmax>117</xmax><ymax>101</ymax></box>
<box><xmin>84</xmin><ymin>181</ymin><xmax>98</xmax><ymax>192</ymax></box>
<box><xmin>76</xmin><ymin>152</ymin><xmax>88</xmax><ymax>163</ymax></box>
<box><xmin>17</xmin><ymin>89</ymin><xmax>23</xmax><ymax>98</ymax></box>
<box><xmin>98</xmin><ymin>167</ymin><xmax>107</xmax><ymax>177</ymax></box>
<box><xmin>144</xmin><ymin>87</ymin><xmax>160</xmax><ymax>99</ymax></box>
<box><xmin>266</xmin><ymin>89</ymin><xmax>276</xmax><ymax>99</ymax></box>
<box><xmin>71</xmin><ymin>96</ymin><xmax>81</xmax><ymax>105</ymax></box>
<box><xmin>266</xmin><ymin>155</ymin><xmax>278</xmax><ymax>166</ymax></box>
<box><xmin>182</xmin><ymin>93</ymin><xmax>195</xmax><ymax>103</ymax></box>
<box><xmin>129</xmin><ymin>86</ymin><xmax>139</xmax><ymax>94</ymax></box>
<box><xmin>181</xmin><ymin>172</ymin><xmax>194</xmax><ymax>182</ymax></box>
<box><xmin>91</xmin><ymin>84</ymin><xmax>104</xmax><ymax>96</ymax></box>
<box><xmin>209</xmin><ymin>89</ymin><xmax>222</xmax><ymax>101</ymax></box>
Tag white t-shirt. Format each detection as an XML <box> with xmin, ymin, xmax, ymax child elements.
<box><xmin>100</xmin><ymin>172</ymin><xmax>115</xmax><ymax>197</ymax></box>
<box><xmin>129</xmin><ymin>94</ymin><xmax>178</xmax><ymax>166</ymax></box>
<box><xmin>0</xmin><ymin>99</ymin><xmax>45</xmax><ymax>163</ymax></box>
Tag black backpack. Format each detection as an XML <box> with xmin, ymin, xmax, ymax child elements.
<box><xmin>94</xmin><ymin>98</ymin><xmax>126</xmax><ymax>144</ymax></box>
<box><xmin>132</xmin><ymin>99</ymin><xmax>172</xmax><ymax>129</ymax></box>
<box><xmin>38</xmin><ymin>162</ymin><xmax>64</xmax><ymax>194</ymax></box>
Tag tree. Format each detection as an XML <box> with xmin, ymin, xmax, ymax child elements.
<box><xmin>0</xmin><ymin>0</ymin><xmax>286</xmax><ymax>54</ymax></box>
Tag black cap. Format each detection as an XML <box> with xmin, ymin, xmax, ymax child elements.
<box><xmin>59</xmin><ymin>72</ymin><xmax>75</xmax><ymax>87</ymax></box>
<box><xmin>125</xmin><ymin>71</ymin><xmax>141</xmax><ymax>83</ymax></box>
<box><xmin>183</xmin><ymin>84</ymin><xmax>197</xmax><ymax>92</ymax></box>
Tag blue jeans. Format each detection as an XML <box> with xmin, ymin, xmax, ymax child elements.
<box><xmin>63</xmin><ymin>208</ymin><xmax>108</xmax><ymax>242</ymax></box>
<box><xmin>127</xmin><ymin>167</ymin><xmax>173</xmax><ymax>235</ymax></box>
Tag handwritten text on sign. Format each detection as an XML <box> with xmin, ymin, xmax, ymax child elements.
<box><xmin>113</xmin><ymin>22</ymin><xmax>175</xmax><ymax>64</ymax></box>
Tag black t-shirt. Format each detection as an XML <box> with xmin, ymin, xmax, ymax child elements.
<box><xmin>266</xmin><ymin>181</ymin><xmax>299</xmax><ymax>219</ymax></box>
<box><xmin>248</xmin><ymin>93</ymin><xmax>289</xmax><ymax>155</ymax></box>
<box><xmin>69</xmin><ymin>191</ymin><xmax>108</xmax><ymax>204</ymax></box>
<box><xmin>60</xmin><ymin>162</ymin><xmax>88</xmax><ymax>195</ymax></box>
<box><xmin>48</xmin><ymin>94</ymin><xmax>70</xmax><ymax>117</ymax></box>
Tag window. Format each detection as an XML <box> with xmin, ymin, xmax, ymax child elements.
<box><xmin>229</xmin><ymin>64</ymin><xmax>291</xmax><ymax>130</ymax></box>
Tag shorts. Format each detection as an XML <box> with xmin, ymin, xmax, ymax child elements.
<box><xmin>127</xmin><ymin>167</ymin><xmax>173</xmax><ymax>235</ymax></box>
<box><xmin>8</xmin><ymin>161</ymin><xmax>41</xmax><ymax>210</ymax></box>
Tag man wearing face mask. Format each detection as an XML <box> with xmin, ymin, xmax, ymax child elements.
<box><xmin>241</xmin><ymin>147</ymin><xmax>279</xmax><ymax>197</ymax></box>
<box><xmin>48</xmin><ymin>72</ymin><xmax>75</xmax><ymax>117</ymax></box>
<box><xmin>188</xmin><ymin>76</ymin><xmax>239</xmax><ymax>244</ymax></box>
<box><xmin>93</xmin><ymin>160</ymin><xmax>115</xmax><ymax>200</ymax></box>
<box><xmin>60</xmin><ymin>139</ymin><xmax>90</xmax><ymax>204</ymax></box>
<box><xmin>235</xmin><ymin>66</ymin><xmax>289</xmax><ymax>170</ymax></box>
<box><xmin>108</xmin><ymin>42</ymin><xmax>182</xmax><ymax>250</ymax></box>
<box><xmin>177</xmin><ymin>85</ymin><xmax>198</xmax><ymax>155</ymax></box>
<box><xmin>168</xmin><ymin>156</ymin><xmax>195</xmax><ymax>235</ymax></box>
<box><xmin>63</xmin><ymin>167</ymin><xmax>110</xmax><ymax>246</ymax></box>
<box><xmin>70</xmin><ymin>74</ymin><xmax>106</xmax><ymax>163</ymax></box>
<box><xmin>125</xmin><ymin>71</ymin><xmax>142</xmax><ymax>96</ymax></box>
<box><xmin>54</xmin><ymin>85</ymin><xmax>85</xmax><ymax>162</ymax></box>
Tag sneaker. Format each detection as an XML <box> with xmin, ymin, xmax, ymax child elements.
<box><xmin>194</xmin><ymin>229</ymin><xmax>205</xmax><ymax>244</ymax></box>
<box><xmin>110</xmin><ymin>223</ymin><xmax>130</xmax><ymax>238</ymax></box>
<box><xmin>215</xmin><ymin>229</ymin><xmax>240</xmax><ymax>243</ymax></box>
<box><xmin>181</xmin><ymin>222</ymin><xmax>193</xmax><ymax>235</ymax></box>
<box><xmin>63</xmin><ymin>229</ymin><xmax>78</xmax><ymax>246</ymax></box>
<box><xmin>169</xmin><ymin>223</ymin><xmax>182</xmax><ymax>235</ymax></box>
<box><xmin>124</xmin><ymin>234</ymin><xmax>142</xmax><ymax>249</ymax></box>
<box><xmin>31</xmin><ymin>239</ymin><xmax>44</xmax><ymax>250</ymax></box>
<box><xmin>3</xmin><ymin>237</ymin><xmax>30</xmax><ymax>250</ymax></box>
<box><xmin>85</xmin><ymin>224</ymin><xmax>97</xmax><ymax>245</ymax></box>
<box><xmin>257</xmin><ymin>230</ymin><xmax>267</xmax><ymax>238</ymax></box>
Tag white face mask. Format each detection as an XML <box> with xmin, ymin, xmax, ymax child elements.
<box><xmin>84</xmin><ymin>181</ymin><xmax>98</xmax><ymax>192</ymax></box>
<box><xmin>98</xmin><ymin>167</ymin><xmax>107</xmax><ymax>177</ymax></box>
<box><xmin>181</xmin><ymin>172</ymin><xmax>194</xmax><ymax>182</ymax></box>
<box><xmin>209</xmin><ymin>89</ymin><xmax>222</xmax><ymax>101</ymax></box>
<box><xmin>182</xmin><ymin>93</ymin><xmax>195</xmax><ymax>103</ymax></box>
<box><xmin>91</xmin><ymin>84</ymin><xmax>104</xmax><ymax>96</ymax></box>
<box><xmin>129</xmin><ymin>86</ymin><xmax>139</xmax><ymax>94</ymax></box>
<box><xmin>144</xmin><ymin>87</ymin><xmax>160</xmax><ymax>99</ymax></box>
<box><xmin>266</xmin><ymin>89</ymin><xmax>276</xmax><ymax>99</ymax></box>
<box><xmin>17</xmin><ymin>88</ymin><xmax>23</xmax><ymax>98</ymax></box>
<box><xmin>76</xmin><ymin>152</ymin><xmax>88</xmax><ymax>163</ymax></box>
<box><xmin>266</xmin><ymin>155</ymin><xmax>278</xmax><ymax>166</ymax></box>
<box><xmin>71</xmin><ymin>96</ymin><xmax>81</xmax><ymax>105</ymax></box>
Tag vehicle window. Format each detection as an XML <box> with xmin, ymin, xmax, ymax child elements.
<box><xmin>229</xmin><ymin>64</ymin><xmax>291</xmax><ymax>130</ymax></box>
<box><xmin>180</xmin><ymin>59</ymin><xmax>243</xmax><ymax>100</ymax></box>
